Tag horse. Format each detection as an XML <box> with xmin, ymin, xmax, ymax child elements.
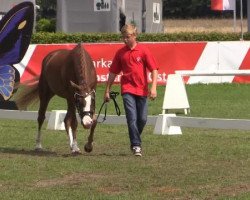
<box><xmin>15</xmin><ymin>43</ymin><xmax>97</xmax><ymax>154</ymax></box>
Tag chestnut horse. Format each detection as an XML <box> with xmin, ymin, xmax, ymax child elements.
<box><xmin>15</xmin><ymin>43</ymin><xmax>97</xmax><ymax>154</ymax></box>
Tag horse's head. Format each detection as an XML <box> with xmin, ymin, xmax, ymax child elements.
<box><xmin>70</xmin><ymin>81</ymin><xmax>95</xmax><ymax>129</ymax></box>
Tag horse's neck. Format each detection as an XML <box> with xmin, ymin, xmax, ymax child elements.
<box><xmin>72</xmin><ymin>44</ymin><xmax>96</xmax><ymax>91</ymax></box>
<box><xmin>73</xmin><ymin>46</ymin><xmax>88</xmax><ymax>88</ymax></box>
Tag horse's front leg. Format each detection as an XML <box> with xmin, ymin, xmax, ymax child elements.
<box><xmin>64</xmin><ymin>111</ymin><xmax>80</xmax><ymax>154</ymax></box>
<box><xmin>84</xmin><ymin>115</ymin><xmax>97</xmax><ymax>153</ymax></box>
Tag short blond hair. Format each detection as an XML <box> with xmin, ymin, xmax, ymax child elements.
<box><xmin>121</xmin><ymin>24</ymin><xmax>138</xmax><ymax>36</ymax></box>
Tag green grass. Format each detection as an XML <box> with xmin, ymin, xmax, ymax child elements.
<box><xmin>1</xmin><ymin>83</ymin><xmax>250</xmax><ymax>199</ymax></box>
<box><xmin>25</xmin><ymin>83</ymin><xmax>250</xmax><ymax>118</ymax></box>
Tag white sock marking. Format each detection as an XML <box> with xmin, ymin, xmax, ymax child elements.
<box><xmin>68</xmin><ymin>127</ymin><xmax>73</xmax><ymax>147</ymax></box>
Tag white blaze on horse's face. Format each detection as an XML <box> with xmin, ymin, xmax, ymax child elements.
<box><xmin>70</xmin><ymin>81</ymin><xmax>94</xmax><ymax>129</ymax></box>
<box><xmin>82</xmin><ymin>94</ymin><xmax>93</xmax><ymax>129</ymax></box>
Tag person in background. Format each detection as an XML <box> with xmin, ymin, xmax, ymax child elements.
<box><xmin>104</xmin><ymin>24</ymin><xmax>158</xmax><ymax>157</ymax></box>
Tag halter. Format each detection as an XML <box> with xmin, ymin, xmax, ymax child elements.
<box><xmin>74</xmin><ymin>89</ymin><xmax>95</xmax><ymax>122</ymax></box>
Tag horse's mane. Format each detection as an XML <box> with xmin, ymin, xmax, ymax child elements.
<box><xmin>73</xmin><ymin>43</ymin><xmax>96</xmax><ymax>90</ymax></box>
<box><xmin>73</xmin><ymin>43</ymin><xmax>88</xmax><ymax>87</ymax></box>
<box><xmin>79</xmin><ymin>44</ymin><xmax>85</xmax><ymax>84</ymax></box>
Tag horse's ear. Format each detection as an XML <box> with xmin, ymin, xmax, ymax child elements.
<box><xmin>70</xmin><ymin>81</ymin><xmax>81</xmax><ymax>90</ymax></box>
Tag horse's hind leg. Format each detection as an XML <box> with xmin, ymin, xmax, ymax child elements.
<box><xmin>36</xmin><ymin>81</ymin><xmax>53</xmax><ymax>150</ymax></box>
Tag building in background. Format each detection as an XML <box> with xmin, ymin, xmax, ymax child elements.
<box><xmin>56</xmin><ymin>0</ymin><xmax>163</xmax><ymax>33</ymax></box>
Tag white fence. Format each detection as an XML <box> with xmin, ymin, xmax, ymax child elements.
<box><xmin>153</xmin><ymin>72</ymin><xmax>250</xmax><ymax>135</ymax></box>
<box><xmin>175</xmin><ymin>69</ymin><xmax>250</xmax><ymax>77</ymax></box>
<box><xmin>1</xmin><ymin>71</ymin><xmax>250</xmax><ymax>134</ymax></box>
<box><xmin>0</xmin><ymin>109</ymin><xmax>156</xmax><ymax>130</ymax></box>
<box><xmin>1</xmin><ymin>108</ymin><xmax>250</xmax><ymax>135</ymax></box>
<box><xmin>0</xmin><ymin>108</ymin><xmax>250</xmax><ymax>135</ymax></box>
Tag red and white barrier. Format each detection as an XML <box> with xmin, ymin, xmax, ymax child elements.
<box><xmin>15</xmin><ymin>41</ymin><xmax>250</xmax><ymax>85</ymax></box>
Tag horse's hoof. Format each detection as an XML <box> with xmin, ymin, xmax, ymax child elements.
<box><xmin>71</xmin><ymin>150</ymin><xmax>81</xmax><ymax>155</ymax></box>
<box><xmin>35</xmin><ymin>143</ymin><xmax>43</xmax><ymax>151</ymax></box>
<box><xmin>35</xmin><ymin>147</ymin><xmax>43</xmax><ymax>152</ymax></box>
<box><xmin>71</xmin><ymin>147</ymin><xmax>81</xmax><ymax>154</ymax></box>
<box><xmin>84</xmin><ymin>143</ymin><xmax>93</xmax><ymax>153</ymax></box>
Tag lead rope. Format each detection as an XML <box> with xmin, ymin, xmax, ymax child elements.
<box><xmin>97</xmin><ymin>91</ymin><xmax>121</xmax><ymax>123</ymax></box>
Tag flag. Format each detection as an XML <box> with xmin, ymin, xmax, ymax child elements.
<box><xmin>211</xmin><ymin>0</ymin><xmax>235</xmax><ymax>11</ymax></box>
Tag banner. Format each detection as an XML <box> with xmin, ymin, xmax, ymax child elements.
<box><xmin>14</xmin><ymin>42</ymin><xmax>250</xmax><ymax>85</ymax></box>
<box><xmin>211</xmin><ymin>0</ymin><xmax>235</xmax><ymax>11</ymax></box>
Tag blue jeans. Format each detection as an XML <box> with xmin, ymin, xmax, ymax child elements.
<box><xmin>122</xmin><ymin>93</ymin><xmax>147</xmax><ymax>148</ymax></box>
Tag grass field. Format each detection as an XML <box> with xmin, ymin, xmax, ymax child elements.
<box><xmin>0</xmin><ymin>83</ymin><xmax>249</xmax><ymax>199</ymax></box>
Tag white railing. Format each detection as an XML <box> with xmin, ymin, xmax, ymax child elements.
<box><xmin>1</xmin><ymin>109</ymin><xmax>250</xmax><ymax>134</ymax></box>
<box><xmin>153</xmin><ymin>72</ymin><xmax>250</xmax><ymax>135</ymax></box>
<box><xmin>175</xmin><ymin>69</ymin><xmax>250</xmax><ymax>77</ymax></box>
<box><xmin>0</xmin><ymin>109</ymin><xmax>156</xmax><ymax>130</ymax></box>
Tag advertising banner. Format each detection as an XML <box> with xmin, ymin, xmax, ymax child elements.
<box><xmin>15</xmin><ymin>42</ymin><xmax>250</xmax><ymax>85</ymax></box>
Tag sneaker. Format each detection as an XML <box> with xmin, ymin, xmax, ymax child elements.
<box><xmin>132</xmin><ymin>146</ymin><xmax>142</xmax><ymax>157</ymax></box>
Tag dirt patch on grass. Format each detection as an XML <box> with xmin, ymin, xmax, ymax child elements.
<box><xmin>98</xmin><ymin>186</ymin><xmax>125</xmax><ymax>195</ymax></box>
<box><xmin>151</xmin><ymin>184</ymin><xmax>250</xmax><ymax>198</ymax></box>
<box><xmin>36</xmin><ymin>173</ymin><xmax>128</xmax><ymax>195</ymax></box>
<box><xmin>214</xmin><ymin>184</ymin><xmax>250</xmax><ymax>197</ymax></box>
<box><xmin>151</xmin><ymin>186</ymin><xmax>181</xmax><ymax>194</ymax></box>
<box><xmin>35</xmin><ymin>173</ymin><xmax>105</xmax><ymax>188</ymax></box>
<box><xmin>194</xmin><ymin>183</ymin><xmax>250</xmax><ymax>198</ymax></box>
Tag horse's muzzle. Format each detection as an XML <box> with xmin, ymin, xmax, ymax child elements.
<box><xmin>82</xmin><ymin>115</ymin><xmax>93</xmax><ymax>129</ymax></box>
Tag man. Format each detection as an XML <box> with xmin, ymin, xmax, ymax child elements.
<box><xmin>104</xmin><ymin>24</ymin><xmax>158</xmax><ymax>156</ymax></box>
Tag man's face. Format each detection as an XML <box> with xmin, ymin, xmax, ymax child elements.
<box><xmin>122</xmin><ymin>33</ymin><xmax>136</xmax><ymax>47</ymax></box>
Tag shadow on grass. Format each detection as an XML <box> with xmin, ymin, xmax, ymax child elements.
<box><xmin>0</xmin><ymin>147</ymin><xmax>131</xmax><ymax>157</ymax></box>
<box><xmin>0</xmin><ymin>147</ymin><xmax>58</xmax><ymax>157</ymax></box>
<box><xmin>61</xmin><ymin>152</ymin><xmax>129</xmax><ymax>157</ymax></box>
<box><xmin>80</xmin><ymin>152</ymin><xmax>130</xmax><ymax>157</ymax></box>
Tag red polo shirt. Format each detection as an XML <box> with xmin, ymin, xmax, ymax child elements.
<box><xmin>110</xmin><ymin>43</ymin><xmax>158</xmax><ymax>96</ymax></box>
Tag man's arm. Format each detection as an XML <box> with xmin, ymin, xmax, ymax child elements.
<box><xmin>149</xmin><ymin>69</ymin><xmax>158</xmax><ymax>100</ymax></box>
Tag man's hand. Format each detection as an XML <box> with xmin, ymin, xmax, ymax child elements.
<box><xmin>148</xmin><ymin>88</ymin><xmax>157</xmax><ymax>100</ymax></box>
<box><xmin>104</xmin><ymin>92</ymin><xmax>110</xmax><ymax>102</ymax></box>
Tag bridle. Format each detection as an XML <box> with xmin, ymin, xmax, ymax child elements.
<box><xmin>74</xmin><ymin>89</ymin><xmax>95</xmax><ymax>123</ymax></box>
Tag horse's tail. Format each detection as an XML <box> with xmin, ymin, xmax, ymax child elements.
<box><xmin>13</xmin><ymin>77</ymin><xmax>40</xmax><ymax>110</ymax></box>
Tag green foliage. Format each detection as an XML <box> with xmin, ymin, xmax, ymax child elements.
<box><xmin>36</xmin><ymin>18</ymin><xmax>56</xmax><ymax>32</ymax></box>
<box><xmin>31</xmin><ymin>32</ymin><xmax>248</xmax><ymax>44</ymax></box>
<box><xmin>32</xmin><ymin>32</ymin><xmax>122</xmax><ymax>44</ymax></box>
<box><xmin>163</xmin><ymin>0</ymin><xmax>212</xmax><ymax>18</ymax></box>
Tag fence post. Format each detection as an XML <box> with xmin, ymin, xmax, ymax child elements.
<box><xmin>154</xmin><ymin>114</ymin><xmax>182</xmax><ymax>135</ymax></box>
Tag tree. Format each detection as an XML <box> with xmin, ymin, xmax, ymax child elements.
<box><xmin>36</xmin><ymin>0</ymin><xmax>56</xmax><ymax>20</ymax></box>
